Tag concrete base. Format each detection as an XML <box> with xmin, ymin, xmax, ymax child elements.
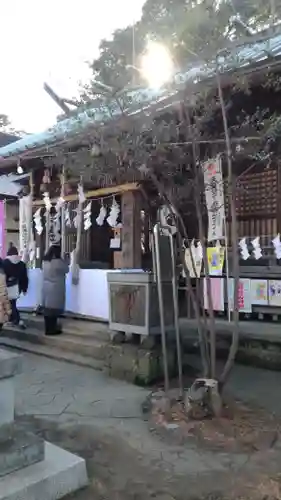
<box><xmin>0</xmin><ymin>441</ymin><xmax>88</xmax><ymax>500</ymax></box>
<box><xmin>0</xmin><ymin>427</ymin><xmax>44</xmax><ymax>477</ymax></box>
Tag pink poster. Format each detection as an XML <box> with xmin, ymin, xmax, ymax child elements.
<box><xmin>0</xmin><ymin>201</ymin><xmax>6</xmax><ymax>258</ymax></box>
<box><xmin>203</xmin><ymin>278</ymin><xmax>224</xmax><ymax>311</ymax></box>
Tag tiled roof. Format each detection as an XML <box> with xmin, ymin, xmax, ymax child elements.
<box><xmin>0</xmin><ymin>173</ymin><xmax>29</xmax><ymax>197</ymax></box>
<box><xmin>0</xmin><ymin>32</ymin><xmax>281</xmax><ymax>162</ymax></box>
<box><xmin>0</xmin><ymin>132</ymin><xmax>20</xmax><ymax>148</ymax></box>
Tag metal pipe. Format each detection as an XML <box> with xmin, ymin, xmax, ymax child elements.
<box><xmin>168</xmin><ymin>230</ymin><xmax>184</xmax><ymax>399</ymax></box>
<box><xmin>61</xmin><ymin>166</ymin><xmax>66</xmax><ymax>258</ymax></box>
<box><xmin>153</xmin><ymin>223</ymin><xmax>170</xmax><ymax>394</ymax></box>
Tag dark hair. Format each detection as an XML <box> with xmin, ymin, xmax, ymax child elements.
<box><xmin>43</xmin><ymin>244</ymin><xmax>61</xmax><ymax>261</ymax></box>
<box><xmin>7</xmin><ymin>245</ymin><xmax>18</xmax><ymax>256</ymax></box>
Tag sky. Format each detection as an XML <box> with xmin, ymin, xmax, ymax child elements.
<box><xmin>0</xmin><ymin>0</ymin><xmax>145</xmax><ymax>133</ymax></box>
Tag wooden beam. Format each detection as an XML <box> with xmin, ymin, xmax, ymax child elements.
<box><xmin>32</xmin><ymin>182</ymin><xmax>139</xmax><ymax>206</ymax></box>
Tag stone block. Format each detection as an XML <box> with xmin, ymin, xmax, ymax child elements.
<box><xmin>0</xmin><ymin>442</ymin><xmax>88</xmax><ymax>500</ymax></box>
<box><xmin>0</xmin><ymin>378</ymin><xmax>14</xmax><ymax>427</ymax></box>
<box><xmin>0</xmin><ymin>350</ymin><xmax>22</xmax><ymax>380</ymax></box>
<box><xmin>0</xmin><ymin>426</ymin><xmax>44</xmax><ymax>477</ymax></box>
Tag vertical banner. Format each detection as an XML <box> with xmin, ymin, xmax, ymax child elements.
<box><xmin>202</xmin><ymin>156</ymin><xmax>225</xmax><ymax>242</ymax></box>
<box><xmin>0</xmin><ymin>201</ymin><xmax>6</xmax><ymax>258</ymax></box>
<box><xmin>228</xmin><ymin>278</ymin><xmax>251</xmax><ymax>313</ymax></box>
<box><xmin>19</xmin><ymin>195</ymin><xmax>33</xmax><ymax>261</ymax></box>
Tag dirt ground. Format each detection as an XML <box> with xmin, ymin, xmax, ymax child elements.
<box><xmin>11</xmin><ymin>353</ymin><xmax>281</xmax><ymax>499</ymax></box>
<box><xmin>17</xmin><ymin>413</ymin><xmax>281</xmax><ymax>500</ymax></box>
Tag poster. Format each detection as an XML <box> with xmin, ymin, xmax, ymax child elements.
<box><xmin>228</xmin><ymin>278</ymin><xmax>251</xmax><ymax>313</ymax></box>
<box><xmin>268</xmin><ymin>280</ymin><xmax>281</xmax><ymax>307</ymax></box>
<box><xmin>203</xmin><ymin>277</ymin><xmax>224</xmax><ymax>311</ymax></box>
<box><xmin>202</xmin><ymin>157</ymin><xmax>225</xmax><ymax>242</ymax></box>
<box><xmin>250</xmin><ymin>279</ymin><xmax>268</xmax><ymax>305</ymax></box>
<box><xmin>0</xmin><ymin>201</ymin><xmax>6</xmax><ymax>258</ymax></box>
<box><xmin>207</xmin><ymin>246</ymin><xmax>225</xmax><ymax>276</ymax></box>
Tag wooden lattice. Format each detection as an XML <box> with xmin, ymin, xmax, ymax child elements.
<box><xmin>234</xmin><ymin>169</ymin><xmax>277</xmax><ymax>218</ymax></box>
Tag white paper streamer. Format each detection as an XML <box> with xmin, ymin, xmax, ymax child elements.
<box><xmin>78</xmin><ymin>184</ymin><xmax>86</xmax><ymax>204</ymax></box>
<box><xmin>96</xmin><ymin>203</ymin><xmax>107</xmax><ymax>226</ymax></box>
<box><xmin>83</xmin><ymin>202</ymin><xmax>92</xmax><ymax>231</ymax></box>
<box><xmin>55</xmin><ymin>196</ymin><xmax>65</xmax><ymax>212</ymax></box>
<box><xmin>43</xmin><ymin>192</ymin><xmax>52</xmax><ymax>212</ymax></box>
<box><xmin>107</xmin><ymin>198</ymin><xmax>120</xmax><ymax>227</ymax></box>
<box><xmin>33</xmin><ymin>208</ymin><xmax>43</xmax><ymax>236</ymax></box>
<box><xmin>273</xmin><ymin>234</ymin><xmax>281</xmax><ymax>259</ymax></box>
<box><xmin>239</xmin><ymin>238</ymin><xmax>250</xmax><ymax>260</ymax></box>
<box><xmin>251</xmin><ymin>236</ymin><xmax>262</xmax><ymax>260</ymax></box>
<box><xmin>64</xmin><ymin>204</ymin><xmax>71</xmax><ymax>227</ymax></box>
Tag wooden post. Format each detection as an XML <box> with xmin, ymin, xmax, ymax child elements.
<box><xmin>121</xmin><ymin>191</ymin><xmax>142</xmax><ymax>269</ymax></box>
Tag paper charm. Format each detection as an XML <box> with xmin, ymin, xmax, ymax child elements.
<box><xmin>239</xmin><ymin>238</ymin><xmax>250</xmax><ymax>260</ymax></box>
<box><xmin>33</xmin><ymin>208</ymin><xmax>43</xmax><ymax>235</ymax></box>
<box><xmin>83</xmin><ymin>202</ymin><xmax>92</xmax><ymax>231</ymax></box>
<box><xmin>251</xmin><ymin>236</ymin><xmax>262</xmax><ymax>260</ymax></box>
<box><xmin>272</xmin><ymin>234</ymin><xmax>281</xmax><ymax>259</ymax></box>
<box><xmin>107</xmin><ymin>197</ymin><xmax>120</xmax><ymax>227</ymax></box>
<box><xmin>64</xmin><ymin>204</ymin><xmax>71</xmax><ymax>228</ymax></box>
<box><xmin>43</xmin><ymin>192</ymin><xmax>52</xmax><ymax>212</ymax></box>
<box><xmin>78</xmin><ymin>184</ymin><xmax>86</xmax><ymax>204</ymax></box>
<box><xmin>96</xmin><ymin>202</ymin><xmax>107</xmax><ymax>226</ymax></box>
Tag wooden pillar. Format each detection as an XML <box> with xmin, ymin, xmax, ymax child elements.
<box><xmin>121</xmin><ymin>190</ymin><xmax>142</xmax><ymax>269</ymax></box>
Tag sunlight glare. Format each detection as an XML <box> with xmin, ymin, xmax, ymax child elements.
<box><xmin>140</xmin><ymin>41</ymin><xmax>173</xmax><ymax>89</ymax></box>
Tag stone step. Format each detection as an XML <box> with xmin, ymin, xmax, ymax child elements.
<box><xmin>0</xmin><ymin>337</ymin><xmax>104</xmax><ymax>371</ymax></box>
<box><xmin>0</xmin><ymin>426</ymin><xmax>44</xmax><ymax>478</ymax></box>
<box><xmin>2</xmin><ymin>325</ymin><xmax>108</xmax><ymax>361</ymax></box>
<box><xmin>20</xmin><ymin>313</ymin><xmax>111</xmax><ymax>342</ymax></box>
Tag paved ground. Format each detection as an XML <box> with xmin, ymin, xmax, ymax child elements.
<box><xmin>12</xmin><ymin>353</ymin><xmax>281</xmax><ymax>499</ymax></box>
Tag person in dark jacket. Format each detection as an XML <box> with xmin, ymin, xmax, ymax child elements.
<box><xmin>42</xmin><ymin>244</ymin><xmax>68</xmax><ymax>336</ymax></box>
<box><xmin>3</xmin><ymin>246</ymin><xmax>28</xmax><ymax>329</ymax></box>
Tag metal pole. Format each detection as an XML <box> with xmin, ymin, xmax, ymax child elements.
<box><xmin>61</xmin><ymin>165</ymin><xmax>66</xmax><ymax>258</ymax></box>
<box><xmin>153</xmin><ymin>223</ymin><xmax>170</xmax><ymax>394</ymax></box>
<box><xmin>168</xmin><ymin>229</ymin><xmax>184</xmax><ymax>399</ymax></box>
<box><xmin>223</xmin><ymin>217</ymin><xmax>231</xmax><ymax>322</ymax></box>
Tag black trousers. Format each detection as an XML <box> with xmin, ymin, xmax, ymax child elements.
<box><xmin>10</xmin><ymin>299</ymin><xmax>20</xmax><ymax>324</ymax></box>
<box><xmin>44</xmin><ymin>316</ymin><xmax>59</xmax><ymax>335</ymax></box>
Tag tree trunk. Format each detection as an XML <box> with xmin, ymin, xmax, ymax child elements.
<box><xmin>216</xmin><ymin>70</ymin><xmax>240</xmax><ymax>387</ymax></box>
<box><xmin>185</xmin><ymin>105</ymin><xmax>216</xmax><ymax>379</ymax></box>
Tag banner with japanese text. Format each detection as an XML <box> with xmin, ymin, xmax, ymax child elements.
<box><xmin>0</xmin><ymin>201</ymin><xmax>6</xmax><ymax>258</ymax></box>
<box><xmin>202</xmin><ymin>157</ymin><xmax>225</xmax><ymax>242</ymax></box>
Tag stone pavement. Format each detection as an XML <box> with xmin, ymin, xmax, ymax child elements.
<box><xmin>11</xmin><ymin>352</ymin><xmax>281</xmax><ymax>499</ymax></box>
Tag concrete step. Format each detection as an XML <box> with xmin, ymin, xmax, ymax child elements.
<box><xmin>2</xmin><ymin>325</ymin><xmax>108</xmax><ymax>361</ymax></box>
<box><xmin>0</xmin><ymin>427</ymin><xmax>44</xmax><ymax>478</ymax></box>
<box><xmin>0</xmin><ymin>337</ymin><xmax>104</xmax><ymax>371</ymax></box>
<box><xmin>20</xmin><ymin>314</ymin><xmax>111</xmax><ymax>342</ymax></box>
